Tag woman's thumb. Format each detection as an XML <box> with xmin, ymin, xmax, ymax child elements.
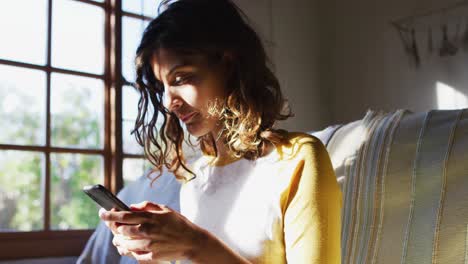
<box><xmin>130</xmin><ymin>201</ymin><xmax>163</xmax><ymax>211</ymax></box>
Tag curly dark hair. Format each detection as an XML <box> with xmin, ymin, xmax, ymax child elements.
<box><xmin>132</xmin><ymin>0</ymin><xmax>293</xmax><ymax>184</ymax></box>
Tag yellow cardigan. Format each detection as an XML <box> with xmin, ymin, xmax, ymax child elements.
<box><xmin>278</xmin><ymin>132</ymin><xmax>342</xmax><ymax>263</ymax></box>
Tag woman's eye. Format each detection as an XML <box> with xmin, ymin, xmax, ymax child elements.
<box><xmin>173</xmin><ymin>75</ymin><xmax>192</xmax><ymax>86</ymax></box>
<box><xmin>175</xmin><ymin>76</ymin><xmax>183</xmax><ymax>83</ymax></box>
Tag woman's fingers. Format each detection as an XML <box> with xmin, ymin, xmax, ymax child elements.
<box><xmin>117</xmin><ymin>237</ymin><xmax>171</xmax><ymax>253</ymax></box>
<box><xmin>98</xmin><ymin>207</ymin><xmax>107</xmax><ymax>217</ymax></box>
<box><xmin>130</xmin><ymin>201</ymin><xmax>156</xmax><ymax>210</ymax></box>
<box><xmin>132</xmin><ymin>249</ymin><xmax>182</xmax><ymax>262</ymax></box>
<box><xmin>117</xmin><ymin>223</ymin><xmax>171</xmax><ymax>240</ymax></box>
<box><xmin>99</xmin><ymin>208</ymin><xmax>121</xmax><ymax>235</ymax></box>
<box><xmin>98</xmin><ymin>208</ymin><xmax>111</xmax><ymax>228</ymax></box>
<box><xmin>100</xmin><ymin>203</ymin><xmax>200</xmax><ymax>261</ymax></box>
<box><xmin>117</xmin><ymin>246</ymin><xmax>136</xmax><ymax>258</ymax></box>
<box><xmin>119</xmin><ymin>237</ymin><xmax>153</xmax><ymax>252</ymax></box>
<box><xmin>113</xmin><ymin>234</ymin><xmax>138</xmax><ymax>257</ymax></box>
<box><xmin>117</xmin><ymin>223</ymin><xmax>150</xmax><ymax>238</ymax></box>
<box><xmin>100</xmin><ymin>210</ymin><xmax>153</xmax><ymax>224</ymax></box>
<box><xmin>130</xmin><ymin>201</ymin><xmax>167</xmax><ymax>212</ymax></box>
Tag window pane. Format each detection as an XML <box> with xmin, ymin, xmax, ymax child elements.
<box><xmin>123</xmin><ymin>120</ymin><xmax>143</xmax><ymax>155</ymax></box>
<box><xmin>122</xmin><ymin>0</ymin><xmax>143</xmax><ymax>14</ymax></box>
<box><xmin>123</xmin><ymin>85</ymin><xmax>140</xmax><ymax>120</ymax></box>
<box><xmin>52</xmin><ymin>0</ymin><xmax>104</xmax><ymax>74</ymax></box>
<box><xmin>51</xmin><ymin>73</ymin><xmax>104</xmax><ymax>149</ymax></box>
<box><xmin>122</xmin><ymin>85</ymin><xmax>160</xmax><ymax>155</ymax></box>
<box><xmin>123</xmin><ymin>158</ymin><xmax>152</xmax><ymax>186</ymax></box>
<box><xmin>123</xmin><ymin>0</ymin><xmax>160</xmax><ymax>17</ymax></box>
<box><xmin>50</xmin><ymin>153</ymin><xmax>103</xmax><ymax>230</ymax></box>
<box><xmin>122</xmin><ymin>17</ymin><xmax>149</xmax><ymax>82</ymax></box>
<box><xmin>0</xmin><ymin>0</ymin><xmax>48</xmax><ymax>65</ymax></box>
<box><xmin>0</xmin><ymin>151</ymin><xmax>44</xmax><ymax>232</ymax></box>
<box><xmin>142</xmin><ymin>0</ymin><xmax>159</xmax><ymax>17</ymax></box>
<box><xmin>0</xmin><ymin>65</ymin><xmax>46</xmax><ymax>146</ymax></box>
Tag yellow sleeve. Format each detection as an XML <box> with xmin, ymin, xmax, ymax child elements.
<box><xmin>281</xmin><ymin>137</ymin><xmax>342</xmax><ymax>264</ymax></box>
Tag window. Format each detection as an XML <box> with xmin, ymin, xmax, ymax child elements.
<box><xmin>121</xmin><ymin>2</ymin><xmax>154</xmax><ymax>186</ymax></box>
<box><xmin>0</xmin><ymin>0</ymin><xmax>158</xmax><ymax>259</ymax></box>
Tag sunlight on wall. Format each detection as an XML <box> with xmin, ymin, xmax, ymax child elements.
<box><xmin>436</xmin><ymin>82</ymin><xmax>468</xmax><ymax>110</ymax></box>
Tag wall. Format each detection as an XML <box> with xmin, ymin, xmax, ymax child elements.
<box><xmin>270</xmin><ymin>0</ymin><xmax>329</xmax><ymax>132</ymax></box>
<box><xmin>236</xmin><ymin>0</ymin><xmax>327</xmax><ymax>132</ymax></box>
<box><xmin>238</xmin><ymin>0</ymin><xmax>468</xmax><ymax>130</ymax></box>
<box><xmin>320</xmin><ymin>0</ymin><xmax>468</xmax><ymax>124</ymax></box>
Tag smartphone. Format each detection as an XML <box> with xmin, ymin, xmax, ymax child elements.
<box><xmin>83</xmin><ymin>184</ymin><xmax>130</xmax><ymax>211</ymax></box>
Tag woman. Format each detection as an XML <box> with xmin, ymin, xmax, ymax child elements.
<box><xmin>99</xmin><ymin>0</ymin><xmax>342</xmax><ymax>263</ymax></box>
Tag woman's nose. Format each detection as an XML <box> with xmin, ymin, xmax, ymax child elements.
<box><xmin>163</xmin><ymin>91</ymin><xmax>183</xmax><ymax>112</ymax></box>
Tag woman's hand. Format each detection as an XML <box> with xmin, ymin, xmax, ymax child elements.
<box><xmin>99</xmin><ymin>201</ymin><xmax>207</xmax><ymax>263</ymax></box>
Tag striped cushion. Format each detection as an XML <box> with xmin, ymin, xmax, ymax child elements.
<box><xmin>326</xmin><ymin>117</ymin><xmax>366</xmax><ymax>192</ymax></box>
<box><xmin>329</xmin><ymin>109</ymin><xmax>468</xmax><ymax>264</ymax></box>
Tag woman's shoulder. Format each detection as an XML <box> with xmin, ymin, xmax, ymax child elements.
<box><xmin>284</xmin><ymin>131</ymin><xmax>322</xmax><ymax>145</ymax></box>
<box><xmin>277</xmin><ymin>131</ymin><xmax>326</xmax><ymax>160</ymax></box>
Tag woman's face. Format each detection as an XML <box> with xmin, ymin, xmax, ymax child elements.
<box><xmin>151</xmin><ymin>48</ymin><xmax>228</xmax><ymax>138</ymax></box>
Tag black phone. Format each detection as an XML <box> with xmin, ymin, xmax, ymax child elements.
<box><xmin>83</xmin><ymin>184</ymin><xmax>130</xmax><ymax>211</ymax></box>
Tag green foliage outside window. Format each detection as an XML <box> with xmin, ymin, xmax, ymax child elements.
<box><xmin>0</xmin><ymin>81</ymin><xmax>102</xmax><ymax>231</ymax></box>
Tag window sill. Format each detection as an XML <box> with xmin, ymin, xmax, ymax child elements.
<box><xmin>0</xmin><ymin>230</ymin><xmax>93</xmax><ymax>260</ymax></box>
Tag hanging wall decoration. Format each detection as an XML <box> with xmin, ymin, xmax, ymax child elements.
<box><xmin>391</xmin><ymin>0</ymin><xmax>468</xmax><ymax>68</ymax></box>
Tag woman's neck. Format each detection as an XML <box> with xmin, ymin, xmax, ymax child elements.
<box><xmin>210</xmin><ymin>133</ymin><xmax>239</xmax><ymax>166</ymax></box>
<box><xmin>207</xmin><ymin>131</ymin><xmax>276</xmax><ymax>167</ymax></box>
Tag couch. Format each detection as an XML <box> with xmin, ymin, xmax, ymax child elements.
<box><xmin>327</xmin><ymin>109</ymin><xmax>468</xmax><ymax>264</ymax></box>
<box><xmin>72</xmin><ymin>108</ymin><xmax>468</xmax><ymax>264</ymax></box>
